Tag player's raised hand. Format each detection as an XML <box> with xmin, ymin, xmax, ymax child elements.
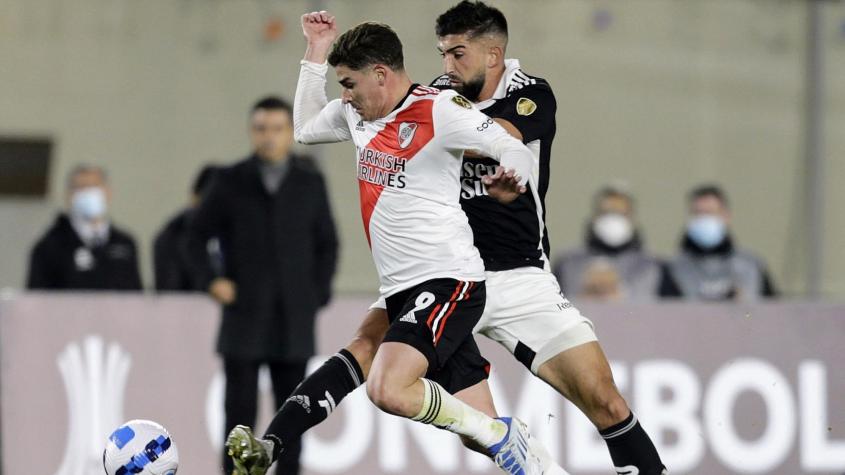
<box><xmin>301</xmin><ymin>11</ymin><xmax>337</xmax><ymax>46</ymax></box>
<box><xmin>483</xmin><ymin>166</ymin><xmax>527</xmax><ymax>204</ymax></box>
<box><xmin>301</xmin><ymin>11</ymin><xmax>337</xmax><ymax>63</ymax></box>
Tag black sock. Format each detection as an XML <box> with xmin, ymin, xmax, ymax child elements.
<box><xmin>599</xmin><ymin>412</ymin><xmax>666</xmax><ymax>475</ymax></box>
<box><xmin>263</xmin><ymin>349</ymin><xmax>364</xmax><ymax>461</ymax></box>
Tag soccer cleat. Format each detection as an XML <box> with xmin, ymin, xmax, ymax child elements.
<box><xmin>226</xmin><ymin>425</ymin><xmax>274</xmax><ymax>475</ymax></box>
<box><xmin>488</xmin><ymin>417</ymin><xmax>544</xmax><ymax>475</ymax></box>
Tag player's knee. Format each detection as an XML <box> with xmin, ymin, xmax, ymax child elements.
<box><xmin>584</xmin><ymin>380</ymin><xmax>630</xmax><ymax>427</ymax></box>
<box><xmin>365</xmin><ymin>372</ymin><xmax>403</xmax><ymax>415</ymax></box>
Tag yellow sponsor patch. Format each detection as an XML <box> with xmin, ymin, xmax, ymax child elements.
<box><xmin>451</xmin><ymin>95</ymin><xmax>473</xmax><ymax>109</ymax></box>
<box><xmin>516</xmin><ymin>97</ymin><xmax>537</xmax><ymax>116</ymax></box>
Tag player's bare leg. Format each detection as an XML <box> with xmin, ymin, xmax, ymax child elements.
<box><xmin>367</xmin><ymin>341</ymin><xmax>547</xmax><ymax>475</ymax></box>
<box><xmin>343</xmin><ymin>307</ymin><xmax>389</xmax><ymax>378</ymax></box>
<box><xmin>537</xmin><ymin>341</ymin><xmax>666</xmax><ymax>474</ymax></box>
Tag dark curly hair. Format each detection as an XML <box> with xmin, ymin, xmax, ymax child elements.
<box><xmin>435</xmin><ymin>1</ymin><xmax>508</xmax><ymax>40</ymax></box>
<box><xmin>328</xmin><ymin>22</ymin><xmax>404</xmax><ymax>71</ymax></box>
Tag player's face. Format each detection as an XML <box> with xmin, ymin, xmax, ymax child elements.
<box><xmin>335</xmin><ymin>65</ymin><xmax>385</xmax><ymax>122</ymax></box>
<box><xmin>250</xmin><ymin>108</ymin><xmax>293</xmax><ymax>162</ymax></box>
<box><xmin>437</xmin><ymin>33</ymin><xmax>488</xmax><ymax>102</ymax></box>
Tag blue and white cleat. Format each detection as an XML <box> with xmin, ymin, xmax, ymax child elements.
<box><xmin>488</xmin><ymin>417</ymin><xmax>543</xmax><ymax>475</ymax></box>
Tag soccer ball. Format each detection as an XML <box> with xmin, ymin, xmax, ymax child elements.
<box><xmin>102</xmin><ymin>419</ymin><xmax>179</xmax><ymax>475</ymax></box>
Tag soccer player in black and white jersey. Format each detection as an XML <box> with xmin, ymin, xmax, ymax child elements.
<box><xmin>228</xmin><ymin>3</ymin><xmax>666</xmax><ymax>475</ymax></box>
<box><xmin>431</xmin><ymin>2</ymin><xmax>666</xmax><ymax>474</ymax></box>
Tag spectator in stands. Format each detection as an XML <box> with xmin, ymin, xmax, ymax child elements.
<box><xmin>153</xmin><ymin>164</ymin><xmax>221</xmax><ymax>291</ymax></box>
<box><xmin>185</xmin><ymin>96</ymin><xmax>338</xmax><ymax>475</ymax></box>
<box><xmin>552</xmin><ymin>184</ymin><xmax>667</xmax><ymax>301</ymax></box>
<box><xmin>662</xmin><ymin>184</ymin><xmax>777</xmax><ymax>301</ymax></box>
<box><xmin>27</xmin><ymin>164</ymin><xmax>142</xmax><ymax>290</ymax></box>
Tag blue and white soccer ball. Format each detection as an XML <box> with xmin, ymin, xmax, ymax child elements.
<box><xmin>103</xmin><ymin>419</ymin><xmax>179</xmax><ymax>475</ymax></box>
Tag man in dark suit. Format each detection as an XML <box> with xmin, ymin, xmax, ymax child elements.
<box><xmin>27</xmin><ymin>164</ymin><xmax>142</xmax><ymax>290</ymax></box>
<box><xmin>186</xmin><ymin>96</ymin><xmax>338</xmax><ymax>475</ymax></box>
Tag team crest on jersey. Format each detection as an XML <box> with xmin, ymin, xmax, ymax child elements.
<box><xmin>451</xmin><ymin>95</ymin><xmax>473</xmax><ymax>109</ymax></box>
<box><xmin>516</xmin><ymin>97</ymin><xmax>537</xmax><ymax>116</ymax></box>
<box><xmin>398</xmin><ymin>122</ymin><xmax>418</xmax><ymax>149</ymax></box>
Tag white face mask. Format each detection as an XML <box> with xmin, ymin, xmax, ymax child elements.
<box><xmin>71</xmin><ymin>187</ymin><xmax>107</xmax><ymax>220</ymax></box>
<box><xmin>687</xmin><ymin>214</ymin><xmax>727</xmax><ymax>249</ymax></box>
<box><xmin>592</xmin><ymin>213</ymin><xmax>634</xmax><ymax>248</ymax></box>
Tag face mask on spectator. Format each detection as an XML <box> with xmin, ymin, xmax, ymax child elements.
<box><xmin>71</xmin><ymin>187</ymin><xmax>107</xmax><ymax>220</ymax></box>
<box><xmin>687</xmin><ymin>214</ymin><xmax>726</xmax><ymax>249</ymax></box>
<box><xmin>592</xmin><ymin>213</ymin><xmax>634</xmax><ymax>247</ymax></box>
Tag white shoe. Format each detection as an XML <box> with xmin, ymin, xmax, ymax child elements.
<box><xmin>488</xmin><ymin>417</ymin><xmax>544</xmax><ymax>475</ymax></box>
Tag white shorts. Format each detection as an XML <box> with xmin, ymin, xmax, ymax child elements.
<box><xmin>370</xmin><ymin>266</ymin><xmax>596</xmax><ymax>374</ymax></box>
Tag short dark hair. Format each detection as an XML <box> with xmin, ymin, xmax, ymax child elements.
<box><xmin>328</xmin><ymin>22</ymin><xmax>404</xmax><ymax>71</ymax></box>
<box><xmin>251</xmin><ymin>95</ymin><xmax>292</xmax><ymax>116</ymax></box>
<box><xmin>435</xmin><ymin>1</ymin><xmax>508</xmax><ymax>40</ymax></box>
<box><xmin>689</xmin><ymin>184</ymin><xmax>729</xmax><ymax>208</ymax></box>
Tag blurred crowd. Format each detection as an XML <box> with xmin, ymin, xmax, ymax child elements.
<box><xmin>25</xmin><ymin>150</ymin><xmax>777</xmax><ymax>305</ymax></box>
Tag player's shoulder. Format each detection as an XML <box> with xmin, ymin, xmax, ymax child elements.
<box><xmin>429</xmin><ymin>74</ymin><xmax>452</xmax><ymax>90</ymax></box>
<box><xmin>432</xmin><ymin>88</ymin><xmax>475</xmax><ymax>111</ymax></box>
<box><xmin>506</xmin><ymin>68</ymin><xmax>553</xmax><ymax>96</ymax></box>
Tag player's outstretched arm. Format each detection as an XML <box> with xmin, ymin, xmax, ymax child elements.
<box><xmin>293</xmin><ymin>11</ymin><xmax>351</xmax><ymax>145</ymax></box>
<box><xmin>434</xmin><ymin>92</ymin><xmax>534</xmax><ymax>203</ymax></box>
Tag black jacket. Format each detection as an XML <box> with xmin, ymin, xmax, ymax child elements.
<box><xmin>186</xmin><ymin>154</ymin><xmax>338</xmax><ymax>360</ymax></box>
<box><xmin>27</xmin><ymin>214</ymin><xmax>142</xmax><ymax>290</ymax></box>
<box><xmin>153</xmin><ymin>209</ymin><xmax>199</xmax><ymax>291</ymax></box>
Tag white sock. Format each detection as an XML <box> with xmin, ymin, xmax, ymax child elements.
<box><xmin>412</xmin><ymin>378</ymin><xmax>507</xmax><ymax>448</ymax></box>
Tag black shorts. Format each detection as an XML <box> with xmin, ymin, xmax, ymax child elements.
<box><xmin>383</xmin><ymin>278</ymin><xmax>490</xmax><ymax>394</ymax></box>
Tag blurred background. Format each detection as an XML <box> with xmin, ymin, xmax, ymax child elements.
<box><xmin>1</xmin><ymin>0</ymin><xmax>843</xmax><ymax>299</ymax></box>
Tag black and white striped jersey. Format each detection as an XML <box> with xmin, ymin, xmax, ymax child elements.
<box><xmin>431</xmin><ymin>59</ymin><xmax>557</xmax><ymax>272</ymax></box>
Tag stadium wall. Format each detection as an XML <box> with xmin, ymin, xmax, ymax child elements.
<box><xmin>1</xmin><ymin>294</ymin><xmax>842</xmax><ymax>474</ymax></box>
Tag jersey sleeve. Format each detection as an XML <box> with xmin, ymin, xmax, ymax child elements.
<box><xmin>433</xmin><ymin>90</ymin><xmax>534</xmax><ymax>186</ymax></box>
<box><xmin>497</xmin><ymin>83</ymin><xmax>556</xmax><ymax>144</ymax></box>
<box><xmin>293</xmin><ymin>60</ymin><xmax>353</xmax><ymax>144</ymax></box>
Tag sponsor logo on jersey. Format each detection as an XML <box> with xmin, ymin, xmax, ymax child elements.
<box><xmin>451</xmin><ymin>95</ymin><xmax>473</xmax><ymax>109</ymax></box>
<box><xmin>357</xmin><ymin>146</ymin><xmax>408</xmax><ymax>189</ymax></box>
<box><xmin>430</xmin><ymin>75</ymin><xmax>451</xmax><ymax>88</ymax></box>
<box><xmin>516</xmin><ymin>97</ymin><xmax>537</xmax><ymax>116</ymax></box>
<box><xmin>397</xmin><ymin>122</ymin><xmax>418</xmax><ymax>149</ymax></box>
<box><xmin>476</xmin><ymin>117</ymin><xmax>494</xmax><ymax>132</ymax></box>
<box><xmin>356</xmin><ymin>120</ymin><xmax>365</xmax><ymax>132</ymax></box>
<box><xmin>460</xmin><ymin>161</ymin><xmax>497</xmax><ymax>200</ymax></box>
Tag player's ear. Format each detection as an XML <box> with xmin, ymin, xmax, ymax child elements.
<box><xmin>487</xmin><ymin>45</ymin><xmax>503</xmax><ymax>68</ymax></box>
<box><xmin>373</xmin><ymin>65</ymin><xmax>387</xmax><ymax>85</ymax></box>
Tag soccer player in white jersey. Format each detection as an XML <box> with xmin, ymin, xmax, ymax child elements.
<box><xmin>229</xmin><ymin>3</ymin><xmax>666</xmax><ymax>475</ymax></box>
<box><xmin>227</xmin><ymin>11</ymin><xmax>567</xmax><ymax>475</ymax></box>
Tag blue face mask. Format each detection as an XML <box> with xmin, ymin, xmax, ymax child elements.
<box><xmin>71</xmin><ymin>187</ymin><xmax>107</xmax><ymax>220</ymax></box>
<box><xmin>687</xmin><ymin>215</ymin><xmax>727</xmax><ymax>249</ymax></box>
